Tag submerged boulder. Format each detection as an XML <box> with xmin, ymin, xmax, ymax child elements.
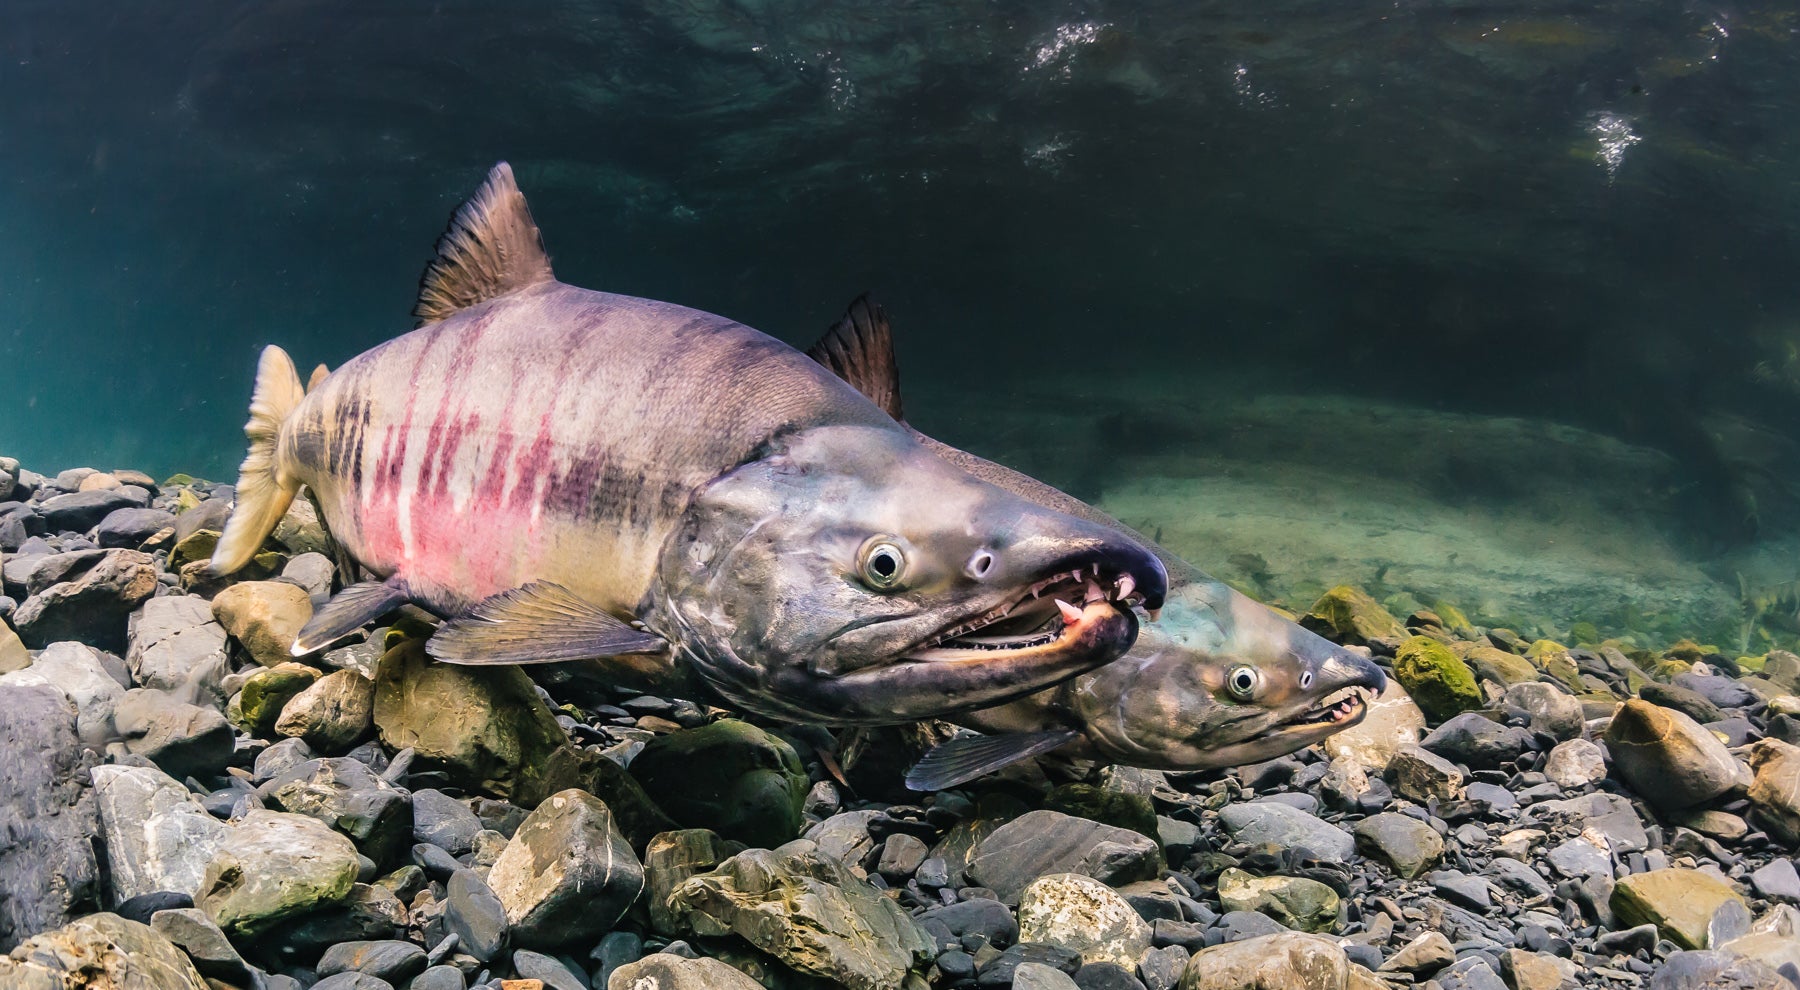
<box><xmin>487</xmin><ymin>788</ymin><xmax>644</xmax><ymax>948</ymax></box>
<box><xmin>13</xmin><ymin>549</ymin><xmax>159</xmax><ymax>652</ymax></box>
<box><xmin>0</xmin><ymin>913</ymin><xmax>208</xmax><ymax>990</ymax></box>
<box><xmin>1393</xmin><ymin>636</ymin><xmax>1483</xmax><ymax>722</ymax></box>
<box><xmin>630</xmin><ymin>719</ymin><xmax>808</xmax><ymax>849</ymax></box>
<box><xmin>665</xmin><ymin>839</ymin><xmax>934</xmax><ymax>990</ymax></box>
<box><xmin>1301</xmin><ymin>586</ymin><xmax>1407</xmax><ymax>647</ymax></box>
<box><xmin>1604</xmin><ymin>699</ymin><xmax>1749</xmax><ymax>809</ymax></box>
<box><xmin>0</xmin><ymin>683</ymin><xmax>99</xmax><ymax>951</ymax></box>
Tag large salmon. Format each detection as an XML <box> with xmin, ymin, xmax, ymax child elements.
<box><xmin>209</xmin><ymin>164</ymin><xmax>1167</xmax><ymax>725</ymax></box>
<box><xmin>804</xmin><ymin>297</ymin><xmax>1385</xmax><ymax>785</ymax></box>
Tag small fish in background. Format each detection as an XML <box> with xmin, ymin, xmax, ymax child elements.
<box><xmin>804</xmin><ymin>296</ymin><xmax>1387</xmax><ymax>787</ymax></box>
<box><xmin>207</xmin><ymin>162</ymin><xmax>1169</xmax><ymax>726</ymax></box>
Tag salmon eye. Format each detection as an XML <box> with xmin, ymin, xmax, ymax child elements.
<box><xmin>859</xmin><ymin>539</ymin><xmax>908</xmax><ymax>591</ymax></box>
<box><xmin>1227</xmin><ymin>665</ymin><xmax>1260</xmax><ymax>701</ymax></box>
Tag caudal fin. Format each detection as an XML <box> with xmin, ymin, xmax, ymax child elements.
<box><xmin>211</xmin><ymin>345</ymin><xmax>305</xmax><ymax>575</ymax></box>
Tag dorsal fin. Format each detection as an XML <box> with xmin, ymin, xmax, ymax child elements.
<box><xmin>807</xmin><ymin>293</ymin><xmax>904</xmax><ymax>421</ymax></box>
<box><xmin>414</xmin><ymin>162</ymin><xmax>555</xmax><ymax>327</ymax></box>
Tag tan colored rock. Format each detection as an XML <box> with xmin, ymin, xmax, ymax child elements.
<box><xmin>1322</xmin><ymin>680</ymin><xmax>1426</xmax><ymax>771</ymax></box>
<box><xmin>1611</xmin><ymin>868</ymin><xmax>1748</xmax><ymax>951</ymax></box>
<box><xmin>645</xmin><ymin>829</ymin><xmax>742</xmax><ymax>937</ymax></box>
<box><xmin>274</xmin><ymin>668</ymin><xmax>374</xmax><ymax>753</ymax></box>
<box><xmin>1300</xmin><ymin>586</ymin><xmax>1406</xmax><ymax>646</ymax></box>
<box><xmin>1462</xmin><ymin>646</ymin><xmax>1539</xmax><ymax>687</ymax></box>
<box><xmin>1217</xmin><ymin>868</ymin><xmax>1339</xmax><ymax>933</ymax></box>
<box><xmin>212</xmin><ymin>581</ymin><xmax>314</xmax><ymax>666</ymax></box>
<box><xmin>1747</xmin><ymin>738</ymin><xmax>1800</xmax><ymax>844</ymax></box>
<box><xmin>1180</xmin><ymin>932</ymin><xmax>1350</xmax><ymax>990</ymax></box>
<box><xmin>1603</xmin><ymin>699</ymin><xmax>1749</xmax><ymax>809</ymax></box>
<box><xmin>0</xmin><ymin>623</ymin><xmax>28</xmax><ymax>674</ymax></box>
<box><xmin>1016</xmin><ymin>873</ymin><xmax>1152</xmax><ymax>969</ymax></box>
<box><xmin>78</xmin><ymin>472</ymin><xmax>121</xmax><ymax>491</ymax></box>
<box><xmin>1502</xmin><ymin>948</ymin><xmax>1579</xmax><ymax>990</ymax></box>
<box><xmin>487</xmin><ymin>789</ymin><xmax>644</xmax><ymax>948</ymax></box>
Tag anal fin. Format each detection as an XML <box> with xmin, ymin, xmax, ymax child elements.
<box><xmin>427</xmin><ymin>582</ymin><xmax>668</xmax><ymax>665</ymax></box>
<box><xmin>293</xmin><ymin>578</ymin><xmax>410</xmax><ymax>655</ymax></box>
<box><xmin>905</xmin><ymin>729</ymin><xmax>1081</xmax><ymax>791</ymax></box>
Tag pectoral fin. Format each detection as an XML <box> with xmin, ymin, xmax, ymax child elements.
<box><xmin>426</xmin><ymin>581</ymin><xmax>668</xmax><ymax>665</ymax></box>
<box><xmin>293</xmin><ymin>578</ymin><xmax>411</xmax><ymax>655</ymax></box>
<box><xmin>904</xmin><ymin>729</ymin><xmax>1081</xmax><ymax>791</ymax></box>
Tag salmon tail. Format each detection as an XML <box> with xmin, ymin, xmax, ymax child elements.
<box><xmin>211</xmin><ymin>345</ymin><xmax>305</xmax><ymax>575</ymax></box>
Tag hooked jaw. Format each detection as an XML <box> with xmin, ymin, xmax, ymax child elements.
<box><xmin>1274</xmin><ymin>651</ymin><xmax>1388</xmax><ymax>740</ymax></box>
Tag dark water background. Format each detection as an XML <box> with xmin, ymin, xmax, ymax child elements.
<box><xmin>5</xmin><ymin>1</ymin><xmax>1800</xmax><ymax>643</ymax></box>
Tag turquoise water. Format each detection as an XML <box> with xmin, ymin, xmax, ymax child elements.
<box><xmin>5</xmin><ymin>1</ymin><xmax>1800</xmax><ymax>645</ymax></box>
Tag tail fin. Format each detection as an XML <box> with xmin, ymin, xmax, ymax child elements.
<box><xmin>211</xmin><ymin>345</ymin><xmax>305</xmax><ymax>574</ymax></box>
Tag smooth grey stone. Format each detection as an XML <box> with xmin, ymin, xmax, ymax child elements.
<box><xmin>1428</xmin><ymin>870</ymin><xmax>1493</xmax><ymax>912</ymax></box>
<box><xmin>1488</xmin><ymin>858</ymin><xmax>1553</xmax><ymax>899</ymax></box>
<box><xmin>112</xmin><ymin>688</ymin><xmax>235</xmax><ymax>781</ymax></box>
<box><xmin>1753</xmin><ymin>859</ymin><xmax>1800</xmax><ymax>903</ymax></box>
<box><xmin>114</xmin><ymin>890</ymin><xmax>193</xmax><ymax>925</ymax></box>
<box><xmin>254</xmin><ymin>738</ymin><xmax>317</xmax><ymax>783</ymax></box>
<box><xmin>411</xmin><ymin>789</ymin><xmax>482</xmax><ymax>857</ymax></box>
<box><xmin>1462</xmin><ymin>782</ymin><xmax>1518</xmax><ymax>814</ymax></box>
<box><xmin>318</xmin><ymin>940</ymin><xmax>429</xmax><ymax>984</ymax></box>
<box><xmin>95</xmin><ymin>507</ymin><xmax>175</xmax><ymax>548</ymax></box>
<box><xmin>1422</xmin><ymin>712</ymin><xmax>1537</xmax><ymax>770</ymax></box>
<box><xmin>511</xmin><ymin>949</ymin><xmax>588</xmax><ymax>990</ymax></box>
<box><xmin>977</xmin><ymin>943</ymin><xmax>1082</xmax><ymax>986</ymax></box>
<box><xmin>313</xmin><ymin>974</ymin><xmax>395</xmax><ymax>990</ymax></box>
<box><xmin>1215</xmin><ymin>910</ymin><xmax>1287</xmax><ymax>942</ymax></box>
<box><xmin>916</xmin><ymin>897</ymin><xmax>1020</xmax><ymax>952</ymax></box>
<box><xmin>262</xmin><ymin>757</ymin><xmax>414</xmax><ymax>867</ymax></box>
<box><xmin>1434</xmin><ymin>956</ymin><xmax>1507</xmax><ymax>990</ymax></box>
<box><xmin>38</xmin><ymin>489</ymin><xmax>140</xmax><ymax>532</ymax></box>
<box><xmin>1649</xmin><ymin>949</ymin><xmax>1789</xmax><ymax>990</ymax></box>
<box><xmin>150</xmin><ymin>907</ymin><xmax>255</xmax><ymax>983</ymax></box>
<box><xmin>968</xmin><ymin>810</ymin><xmax>1162</xmax><ymax>904</ymax></box>
<box><xmin>1216</xmin><ymin>802</ymin><xmax>1354</xmax><ymax>860</ymax></box>
<box><xmin>408</xmin><ymin>966</ymin><xmax>466</xmax><ymax>990</ymax></box>
<box><xmin>1016</xmin><ymin>960</ymin><xmax>1084</xmax><ymax>989</ymax></box>
<box><xmin>445</xmin><ymin>869</ymin><xmax>507</xmax><ymax>962</ymax></box>
<box><xmin>1135</xmin><ymin>944</ymin><xmax>1186</xmax><ymax>990</ymax></box>
<box><xmin>412</xmin><ymin>843</ymin><xmax>460</xmax><ymax>882</ymax></box>
<box><xmin>590</xmin><ymin>929</ymin><xmax>642</xmax><ymax>987</ymax></box>
<box><xmin>1504</xmin><ymin>682</ymin><xmax>1584</xmax><ymax>740</ymax></box>
<box><xmin>1674</xmin><ymin>672</ymin><xmax>1760</xmax><ymax>710</ymax></box>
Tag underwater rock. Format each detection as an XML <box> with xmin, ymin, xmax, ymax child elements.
<box><xmin>1421</xmin><ymin>711</ymin><xmax>1536</xmax><ymax>770</ymax></box>
<box><xmin>1384</xmin><ymin>743</ymin><xmax>1463</xmax><ymax>802</ymax></box>
<box><xmin>112</xmin><ymin>688</ymin><xmax>236</xmax><ymax>780</ymax></box>
<box><xmin>1354</xmin><ymin>813</ymin><xmax>1444</xmax><ymax>879</ymax></box>
<box><xmin>1504</xmin><ymin>681</ymin><xmax>1585</xmax><ymax>740</ymax></box>
<box><xmin>12</xmin><ymin>548</ymin><xmax>159</xmax><ymax>651</ymax></box>
<box><xmin>149</xmin><ymin>907</ymin><xmax>258</xmax><ymax>985</ymax></box>
<box><xmin>1745</xmin><ymin>739</ymin><xmax>1800</xmax><ymax>844</ymax></box>
<box><xmin>1603</xmin><ymin>699</ymin><xmax>1749</xmax><ymax>809</ymax></box>
<box><xmin>1611</xmin><ymin>868</ymin><xmax>1748</xmax><ymax>951</ymax></box>
<box><xmin>92</xmin><ymin>764</ymin><xmax>227</xmax><ymax>903</ymax></box>
<box><xmin>606</xmin><ymin>953</ymin><xmax>764</xmax><ymax>990</ymax></box>
<box><xmin>968</xmin><ymin>810</ymin><xmax>1163</xmax><ymax>904</ymax></box>
<box><xmin>1044</xmin><ymin>782</ymin><xmax>1159</xmax><ymax>840</ymax></box>
<box><xmin>1462</xmin><ymin>646</ymin><xmax>1540</xmax><ymax>688</ymax></box>
<box><xmin>629</xmin><ymin>719</ymin><xmax>808</xmax><ymax>849</ymax></box>
<box><xmin>0</xmin><ymin>912</ymin><xmax>208</xmax><ymax>989</ymax></box>
<box><xmin>0</xmin><ymin>623</ymin><xmax>28</xmax><ymax>674</ymax></box>
<box><xmin>274</xmin><ymin>668</ymin><xmax>375</xmax><ymax>753</ymax></box>
<box><xmin>0</xmin><ymin>683</ymin><xmax>98</xmax><ymax>952</ymax></box>
<box><xmin>1300</xmin><ymin>586</ymin><xmax>1407</xmax><ymax>648</ymax></box>
<box><xmin>487</xmin><ymin>789</ymin><xmax>644</xmax><ymax>949</ymax></box>
<box><xmin>38</xmin><ymin>489</ymin><xmax>142</xmax><ymax>532</ymax></box>
<box><xmin>1393</xmin><ymin>636</ymin><xmax>1483</xmax><ymax>722</ymax></box>
<box><xmin>1217</xmin><ymin>801</ymin><xmax>1355</xmax><ymax>861</ymax></box>
<box><xmin>1179</xmin><ymin>932</ymin><xmax>1350</xmax><ymax>990</ymax></box>
<box><xmin>372</xmin><ymin>638</ymin><xmax>574</xmax><ymax>803</ymax></box>
<box><xmin>263</xmin><ymin>757</ymin><xmax>414</xmax><ymax>868</ymax></box>
<box><xmin>645</xmin><ymin>829</ymin><xmax>744</xmax><ymax>937</ymax></box>
<box><xmin>1015</xmin><ymin>873</ymin><xmax>1152</xmax><ymax>968</ymax></box>
<box><xmin>94</xmin><ymin>507</ymin><xmax>175</xmax><ymax>549</ymax></box>
<box><xmin>1543</xmin><ymin>737</ymin><xmax>1607</xmax><ymax>789</ymax></box>
<box><xmin>238</xmin><ymin>661</ymin><xmax>321</xmax><ymax>736</ymax></box>
<box><xmin>198</xmin><ymin>808</ymin><xmax>361</xmax><ymax>936</ymax></box>
<box><xmin>127</xmin><ymin>594</ymin><xmax>229</xmax><ymax>693</ymax></box>
<box><xmin>666</xmin><ymin>839</ymin><xmax>934</xmax><ymax>990</ymax></box>
<box><xmin>1218</xmin><ymin>868</ymin><xmax>1340</xmax><ymax>933</ymax></box>
<box><xmin>212</xmin><ymin>580</ymin><xmax>315</xmax><ymax>667</ymax></box>
<box><xmin>0</xmin><ymin>640</ymin><xmax>125</xmax><ymax>745</ymax></box>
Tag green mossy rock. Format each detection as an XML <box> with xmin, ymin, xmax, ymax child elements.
<box><xmin>1300</xmin><ymin>586</ymin><xmax>1407</xmax><ymax>646</ymax></box>
<box><xmin>1217</xmin><ymin>868</ymin><xmax>1340</xmax><ymax>934</ymax></box>
<box><xmin>1461</xmin><ymin>646</ymin><xmax>1538</xmax><ymax>687</ymax></box>
<box><xmin>1569</xmin><ymin>622</ymin><xmax>1602</xmax><ymax>646</ymax></box>
<box><xmin>1393</xmin><ymin>636</ymin><xmax>1482</xmax><ymax>722</ymax></box>
<box><xmin>1045</xmin><ymin>784</ymin><xmax>1158</xmax><ymax>841</ymax></box>
<box><xmin>631</xmin><ymin>720</ymin><xmax>808</xmax><ymax>850</ymax></box>
<box><xmin>1431</xmin><ymin>602</ymin><xmax>1478</xmax><ymax>637</ymax></box>
<box><xmin>237</xmin><ymin>662</ymin><xmax>320</xmax><ymax>737</ymax></box>
<box><xmin>1611</xmin><ymin>868</ymin><xmax>1747</xmax><ymax>950</ymax></box>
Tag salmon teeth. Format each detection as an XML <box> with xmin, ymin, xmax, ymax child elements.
<box><xmin>1083</xmin><ymin>580</ymin><xmax>1106</xmax><ymax>604</ymax></box>
<box><xmin>1116</xmin><ymin>574</ymin><xmax>1134</xmax><ymax>600</ymax></box>
<box><xmin>1056</xmin><ymin>600</ymin><xmax>1082</xmax><ymax>625</ymax></box>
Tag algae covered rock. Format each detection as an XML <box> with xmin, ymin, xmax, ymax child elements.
<box><xmin>0</xmin><ymin>913</ymin><xmax>208</xmax><ymax>990</ymax></box>
<box><xmin>1301</xmin><ymin>586</ymin><xmax>1407</xmax><ymax>647</ymax></box>
<box><xmin>1044</xmin><ymin>783</ymin><xmax>1158</xmax><ymax>840</ymax></box>
<box><xmin>274</xmin><ymin>668</ymin><xmax>375</xmax><ymax>753</ymax></box>
<box><xmin>665</xmin><ymin>838</ymin><xmax>934</xmax><ymax>990</ymax></box>
<box><xmin>630</xmin><ymin>719</ymin><xmax>808</xmax><ymax>849</ymax></box>
<box><xmin>372</xmin><ymin>637</ymin><xmax>572</xmax><ymax>802</ymax></box>
<box><xmin>645</xmin><ymin>829</ymin><xmax>745</xmax><ymax>937</ymax></box>
<box><xmin>1603</xmin><ymin>698</ymin><xmax>1749</xmax><ymax>809</ymax></box>
<box><xmin>1393</xmin><ymin>635</ymin><xmax>1482</xmax><ymax>722</ymax></box>
<box><xmin>238</xmin><ymin>661</ymin><xmax>320</xmax><ymax>736</ymax></box>
<box><xmin>1461</xmin><ymin>645</ymin><xmax>1539</xmax><ymax>688</ymax></box>
<box><xmin>198</xmin><ymin>808</ymin><xmax>360</xmax><ymax>935</ymax></box>
<box><xmin>1217</xmin><ymin>868</ymin><xmax>1341</xmax><ymax>933</ymax></box>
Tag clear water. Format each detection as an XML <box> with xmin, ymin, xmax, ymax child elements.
<box><xmin>5</xmin><ymin>2</ymin><xmax>1799</xmax><ymax>649</ymax></box>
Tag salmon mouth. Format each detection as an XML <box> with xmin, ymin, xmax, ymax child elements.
<box><xmin>1281</xmin><ymin>686</ymin><xmax>1374</xmax><ymax>733</ymax></box>
<box><xmin>907</xmin><ymin>565</ymin><xmax>1149</xmax><ymax>662</ymax></box>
